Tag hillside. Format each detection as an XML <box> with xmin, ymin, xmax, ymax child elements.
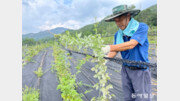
<box><xmin>22</xmin><ymin>27</ymin><xmax>69</xmax><ymax>40</ymax></box>
<box><xmin>135</xmin><ymin>4</ymin><xmax>157</xmax><ymax>26</ymax></box>
<box><xmin>62</xmin><ymin>4</ymin><xmax>157</xmax><ymax>37</ymax></box>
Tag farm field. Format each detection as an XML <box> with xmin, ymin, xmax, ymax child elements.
<box><xmin>22</xmin><ymin>33</ymin><xmax>157</xmax><ymax>101</ymax></box>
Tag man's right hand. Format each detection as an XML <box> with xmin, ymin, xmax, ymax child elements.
<box><xmin>107</xmin><ymin>51</ymin><xmax>117</xmax><ymax>58</ymax></box>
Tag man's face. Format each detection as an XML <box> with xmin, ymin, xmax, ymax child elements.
<box><xmin>114</xmin><ymin>14</ymin><xmax>130</xmax><ymax>30</ymax></box>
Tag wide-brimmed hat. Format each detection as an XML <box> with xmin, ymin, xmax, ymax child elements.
<box><xmin>105</xmin><ymin>5</ymin><xmax>140</xmax><ymax>22</ymax></box>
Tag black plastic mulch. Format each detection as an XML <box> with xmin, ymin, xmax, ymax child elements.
<box><xmin>22</xmin><ymin>46</ymin><xmax>157</xmax><ymax>101</ymax></box>
<box><xmin>22</xmin><ymin>48</ymin><xmax>62</xmax><ymax>101</ymax></box>
<box><xmin>68</xmin><ymin>50</ymin><xmax>157</xmax><ymax>101</ymax></box>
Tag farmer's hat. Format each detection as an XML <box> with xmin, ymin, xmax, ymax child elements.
<box><xmin>105</xmin><ymin>5</ymin><xmax>140</xmax><ymax>22</ymax></box>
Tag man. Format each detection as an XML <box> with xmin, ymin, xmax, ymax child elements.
<box><xmin>102</xmin><ymin>5</ymin><xmax>152</xmax><ymax>101</ymax></box>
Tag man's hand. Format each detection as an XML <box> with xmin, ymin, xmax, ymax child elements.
<box><xmin>107</xmin><ymin>51</ymin><xmax>117</xmax><ymax>58</ymax></box>
<box><xmin>101</xmin><ymin>45</ymin><xmax>110</xmax><ymax>54</ymax></box>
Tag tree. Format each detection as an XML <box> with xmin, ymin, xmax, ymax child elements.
<box><xmin>22</xmin><ymin>38</ymin><xmax>36</xmax><ymax>46</ymax></box>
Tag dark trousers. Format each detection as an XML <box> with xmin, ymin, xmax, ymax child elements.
<box><xmin>121</xmin><ymin>66</ymin><xmax>152</xmax><ymax>101</ymax></box>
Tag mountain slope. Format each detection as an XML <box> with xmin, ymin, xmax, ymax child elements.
<box><xmin>62</xmin><ymin>4</ymin><xmax>157</xmax><ymax>37</ymax></box>
<box><xmin>22</xmin><ymin>27</ymin><xmax>69</xmax><ymax>40</ymax></box>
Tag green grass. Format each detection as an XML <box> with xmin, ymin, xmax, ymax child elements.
<box><xmin>148</xmin><ymin>35</ymin><xmax>157</xmax><ymax>44</ymax></box>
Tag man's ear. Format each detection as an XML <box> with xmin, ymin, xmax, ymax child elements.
<box><xmin>127</xmin><ymin>13</ymin><xmax>131</xmax><ymax>20</ymax></box>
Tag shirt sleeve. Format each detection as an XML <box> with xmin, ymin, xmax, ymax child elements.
<box><xmin>130</xmin><ymin>23</ymin><xmax>149</xmax><ymax>45</ymax></box>
<box><xmin>113</xmin><ymin>31</ymin><xmax>118</xmax><ymax>45</ymax></box>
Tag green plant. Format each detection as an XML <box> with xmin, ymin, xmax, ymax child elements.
<box><xmin>34</xmin><ymin>67</ymin><xmax>43</xmax><ymax>78</ymax></box>
<box><xmin>93</xmin><ymin>17</ymin><xmax>99</xmax><ymax>34</ymax></box>
<box><xmin>56</xmin><ymin>30</ymin><xmax>113</xmax><ymax>100</ymax></box>
<box><xmin>52</xmin><ymin>43</ymin><xmax>83</xmax><ymax>101</ymax></box>
<box><xmin>22</xmin><ymin>43</ymin><xmax>51</xmax><ymax>67</ymax></box>
<box><xmin>22</xmin><ymin>86</ymin><xmax>39</xmax><ymax>101</ymax></box>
